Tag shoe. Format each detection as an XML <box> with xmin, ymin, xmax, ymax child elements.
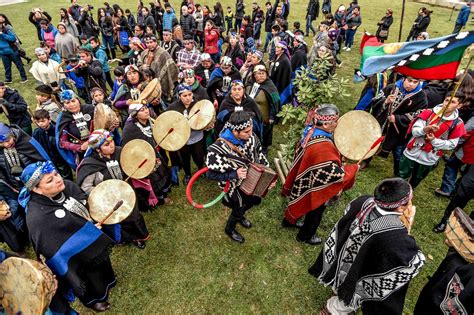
<box><xmin>132</xmin><ymin>240</ymin><xmax>146</xmax><ymax>249</ymax></box>
<box><xmin>337</xmin><ymin>61</ymin><xmax>343</xmax><ymax>68</ymax></box>
<box><xmin>434</xmin><ymin>188</ymin><xmax>450</xmax><ymax>197</ymax></box>
<box><xmin>281</xmin><ymin>218</ymin><xmax>303</xmax><ymax>228</ymax></box>
<box><xmin>183</xmin><ymin>175</ymin><xmax>191</xmax><ymax>185</ymax></box>
<box><xmin>225</xmin><ymin>229</ymin><xmax>245</xmax><ymax>243</ymax></box>
<box><xmin>4</xmin><ymin>80</ymin><xmax>12</xmax><ymax>84</ymax></box>
<box><xmin>90</xmin><ymin>301</ymin><xmax>111</xmax><ymax>312</ymax></box>
<box><xmin>297</xmin><ymin>235</ymin><xmax>322</xmax><ymax>245</ymax></box>
<box><xmin>359</xmin><ymin>160</ymin><xmax>370</xmax><ymax>170</ymax></box>
<box><xmin>346</xmin><ymin>47</ymin><xmax>351</xmax><ymax>51</ymax></box>
<box><xmin>26</xmin><ymin>58</ymin><xmax>32</xmax><ymax>64</ymax></box>
<box><xmin>20</xmin><ymin>79</ymin><xmax>28</xmax><ymax>83</ymax></box>
<box><xmin>343</xmin><ymin>47</ymin><xmax>348</xmax><ymax>51</ymax></box>
<box><xmin>240</xmin><ymin>216</ymin><xmax>252</xmax><ymax>229</ymax></box>
<box><xmin>433</xmin><ymin>221</ymin><xmax>447</xmax><ymax>233</ymax></box>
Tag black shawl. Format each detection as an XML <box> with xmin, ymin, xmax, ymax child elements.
<box><xmin>76</xmin><ymin>147</ymin><xmax>123</xmax><ymax>186</ymax></box>
<box><xmin>269</xmin><ymin>53</ymin><xmax>292</xmax><ymax>105</ymax></box>
<box><xmin>216</xmin><ymin>95</ymin><xmax>263</xmax><ymax>137</ymax></box>
<box><xmin>26</xmin><ymin>180</ymin><xmax>114</xmax><ymax>297</ymax></box>
<box><xmin>195</xmin><ymin>64</ymin><xmax>216</xmax><ymax>88</ymax></box>
<box><xmin>207</xmin><ymin>67</ymin><xmax>242</xmax><ymax>103</ymax></box>
<box><xmin>415</xmin><ymin>248</ymin><xmax>474</xmax><ymax>315</ymax></box>
<box><xmin>309</xmin><ymin>196</ymin><xmax>425</xmax><ymax>314</ymax></box>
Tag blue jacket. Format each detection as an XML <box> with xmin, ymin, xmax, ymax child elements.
<box><xmin>65</xmin><ymin>65</ymin><xmax>85</xmax><ymax>88</ymax></box>
<box><xmin>93</xmin><ymin>45</ymin><xmax>110</xmax><ymax>72</ymax></box>
<box><xmin>456</xmin><ymin>5</ymin><xmax>471</xmax><ymax>26</ymax></box>
<box><xmin>163</xmin><ymin>11</ymin><xmax>177</xmax><ymax>31</ymax></box>
<box><xmin>40</xmin><ymin>26</ymin><xmax>58</xmax><ymax>42</ymax></box>
<box><xmin>0</xmin><ymin>28</ymin><xmax>17</xmax><ymax>55</ymax></box>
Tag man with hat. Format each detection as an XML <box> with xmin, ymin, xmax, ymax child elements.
<box><xmin>245</xmin><ymin>65</ymin><xmax>280</xmax><ymax>154</ymax></box>
<box><xmin>34</xmin><ymin>84</ymin><xmax>62</xmax><ymax>123</ymax></box>
<box><xmin>0</xmin><ymin>82</ymin><xmax>32</xmax><ymax>135</ymax></box>
<box><xmin>206</xmin><ymin>111</ymin><xmax>272</xmax><ymax>243</ymax></box>
<box><xmin>195</xmin><ymin>53</ymin><xmax>216</xmax><ymax>88</ymax></box>
<box><xmin>282</xmin><ymin>104</ymin><xmax>358</xmax><ymax>244</ymax></box>
<box><xmin>140</xmin><ymin>35</ymin><xmax>179</xmax><ymax>104</ymax></box>
<box><xmin>309</xmin><ymin>178</ymin><xmax>425</xmax><ymax>314</ymax></box>
<box><xmin>55</xmin><ymin>89</ymin><xmax>95</xmax><ymax>170</ymax></box>
<box><xmin>240</xmin><ymin>50</ymin><xmax>265</xmax><ymax>86</ymax></box>
<box><xmin>176</xmin><ymin>35</ymin><xmax>201</xmax><ymax>70</ymax></box>
<box><xmin>159</xmin><ymin>29</ymin><xmax>180</xmax><ymax>62</ymax></box>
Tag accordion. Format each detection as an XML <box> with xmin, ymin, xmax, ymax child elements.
<box><xmin>240</xmin><ymin>163</ymin><xmax>277</xmax><ymax>198</ymax></box>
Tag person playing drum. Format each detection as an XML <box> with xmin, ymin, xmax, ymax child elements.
<box><xmin>168</xmin><ymin>84</ymin><xmax>207</xmax><ymax>184</ymax></box>
<box><xmin>206</xmin><ymin>111</ymin><xmax>272</xmax><ymax>243</ymax></box>
<box><xmin>76</xmin><ymin>129</ymin><xmax>150</xmax><ymax>249</ymax></box>
<box><xmin>55</xmin><ymin>89</ymin><xmax>95</xmax><ymax>170</ymax></box>
<box><xmin>18</xmin><ymin>161</ymin><xmax>116</xmax><ymax>313</ymax></box>
<box><xmin>282</xmin><ymin>104</ymin><xmax>358</xmax><ymax>245</ymax></box>
<box><xmin>121</xmin><ymin>102</ymin><xmax>172</xmax><ymax>210</ymax></box>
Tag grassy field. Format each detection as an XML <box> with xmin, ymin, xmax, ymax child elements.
<box><xmin>1</xmin><ymin>0</ymin><xmax>473</xmax><ymax>314</ymax></box>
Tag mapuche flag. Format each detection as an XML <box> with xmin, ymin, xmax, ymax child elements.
<box><xmin>360</xmin><ymin>31</ymin><xmax>474</xmax><ymax>80</ymax></box>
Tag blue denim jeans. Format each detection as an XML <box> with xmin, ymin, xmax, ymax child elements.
<box><xmin>263</xmin><ymin>32</ymin><xmax>272</xmax><ymax>53</ymax></box>
<box><xmin>101</xmin><ymin>34</ymin><xmax>116</xmax><ymax>50</ymax></box>
<box><xmin>392</xmin><ymin>143</ymin><xmax>405</xmax><ymax>177</ymax></box>
<box><xmin>1</xmin><ymin>51</ymin><xmax>27</xmax><ymax>81</ymax></box>
<box><xmin>345</xmin><ymin>29</ymin><xmax>357</xmax><ymax>48</ymax></box>
<box><xmin>440</xmin><ymin>155</ymin><xmax>464</xmax><ymax>194</ymax></box>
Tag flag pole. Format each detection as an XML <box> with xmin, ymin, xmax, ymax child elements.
<box><xmin>398</xmin><ymin>0</ymin><xmax>406</xmax><ymax>42</ymax></box>
<box><xmin>429</xmin><ymin>51</ymin><xmax>473</xmax><ymax>125</ymax></box>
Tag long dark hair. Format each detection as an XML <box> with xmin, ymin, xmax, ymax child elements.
<box><xmin>0</xmin><ymin>14</ymin><xmax>13</xmax><ymax>26</ymax></box>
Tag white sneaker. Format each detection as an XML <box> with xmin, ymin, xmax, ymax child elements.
<box><xmin>346</xmin><ymin>47</ymin><xmax>351</xmax><ymax>51</ymax></box>
<box><xmin>343</xmin><ymin>47</ymin><xmax>348</xmax><ymax>51</ymax></box>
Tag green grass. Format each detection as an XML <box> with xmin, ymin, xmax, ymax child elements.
<box><xmin>1</xmin><ymin>0</ymin><xmax>473</xmax><ymax>314</ymax></box>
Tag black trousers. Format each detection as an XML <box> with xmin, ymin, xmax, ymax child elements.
<box><xmin>441</xmin><ymin>164</ymin><xmax>473</xmax><ymax>221</ymax></box>
<box><xmin>297</xmin><ymin>205</ymin><xmax>326</xmax><ymax>241</ymax></box>
<box><xmin>180</xmin><ymin>139</ymin><xmax>206</xmax><ymax>176</ymax></box>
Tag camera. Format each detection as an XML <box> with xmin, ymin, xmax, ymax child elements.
<box><xmin>87</xmin><ymin>4</ymin><xmax>94</xmax><ymax>10</ymax></box>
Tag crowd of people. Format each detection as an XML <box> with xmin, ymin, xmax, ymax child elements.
<box><xmin>0</xmin><ymin>0</ymin><xmax>473</xmax><ymax>314</ymax></box>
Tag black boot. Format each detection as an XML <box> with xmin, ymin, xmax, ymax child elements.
<box><xmin>433</xmin><ymin>218</ymin><xmax>448</xmax><ymax>233</ymax></box>
<box><xmin>225</xmin><ymin>215</ymin><xmax>245</xmax><ymax>243</ymax></box>
<box><xmin>240</xmin><ymin>216</ymin><xmax>252</xmax><ymax>229</ymax></box>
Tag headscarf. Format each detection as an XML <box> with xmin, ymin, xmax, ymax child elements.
<box><xmin>84</xmin><ymin>129</ymin><xmax>113</xmax><ymax>157</ymax></box>
<box><xmin>0</xmin><ymin>123</ymin><xmax>12</xmax><ymax>143</ymax></box>
<box><xmin>18</xmin><ymin>161</ymin><xmax>57</xmax><ymax>208</ymax></box>
<box><xmin>35</xmin><ymin>47</ymin><xmax>46</xmax><ymax>56</ymax></box>
<box><xmin>59</xmin><ymin>89</ymin><xmax>77</xmax><ymax>102</ymax></box>
<box><xmin>176</xmin><ymin>83</ymin><xmax>193</xmax><ymax>95</ymax></box>
<box><xmin>128</xmin><ymin>101</ymin><xmax>146</xmax><ymax>117</ymax></box>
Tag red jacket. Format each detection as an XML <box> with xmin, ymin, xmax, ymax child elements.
<box><xmin>460</xmin><ymin>128</ymin><xmax>474</xmax><ymax>164</ymax></box>
<box><xmin>204</xmin><ymin>28</ymin><xmax>219</xmax><ymax>55</ymax></box>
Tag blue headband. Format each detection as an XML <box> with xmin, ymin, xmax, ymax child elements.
<box><xmin>59</xmin><ymin>89</ymin><xmax>77</xmax><ymax>102</ymax></box>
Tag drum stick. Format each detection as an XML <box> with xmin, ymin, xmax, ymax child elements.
<box><xmin>155</xmin><ymin>128</ymin><xmax>174</xmax><ymax>148</ymax></box>
<box><xmin>0</xmin><ymin>104</ymin><xmax>9</xmax><ymax>116</ymax></box>
<box><xmin>357</xmin><ymin>136</ymin><xmax>385</xmax><ymax>165</ymax></box>
<box><xmin>98</xmin><ymin>200</ymin><xmax>124</xmax><ymax>226</ymax></box>
<box><xmin>124</xmin><ymin>158</ymin><xmax>149</xmax><ymax>181</ymax></box>
<box><xmin>63</xmin><ymin>130</ymin><xmax>82</xmax><ymax>142</ymax></box>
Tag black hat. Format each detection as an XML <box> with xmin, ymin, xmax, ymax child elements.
<box><xmin>183</xmin><ymin>34</ymin><xmax>194</xmax><ymax>41</ymax></box>
<box><xmin>35</xmin><ymin>84</ymin><xmax>53</xmax><ymax>96</ymax></box>
<box><xmin>374</xmin><ymin>178</ymin><xmax>412</xmax><ymax>211</ymax></box>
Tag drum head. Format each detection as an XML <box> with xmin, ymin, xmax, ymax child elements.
<box><xmin>334</xmin><ymin>110</ymin><xmax>382</xmax><ymax>161</ymax></box>
<box><xmin>88</xmin><ymin>179</ymin><xmax>136</xmax><ymax>224</ymax></box>
<box><xmin>138</xmin><ymin>78</ymin><xmax>161</xmax><ymax>102</ymax></box>
<box><xmin>120</xmin><ymin>139</ymin><xmax>156</xmax><ymax>179</ymax></box>
<box><xmin>94</xmin><ymin>103</ymin><xmax>116</xmax><ymax>130</ymax></box>
<box><xmin>153</xmin><ymin>111</ymin><xmax>191</xmax><ymax>151</ymax></box>
<box><xmin>0</xmin><ymin>257</ymin><xmax>55</xmax><ymax>315</ymax></box>
<box><xmin>188</xmin><ymin>100</ymin><xmax>216</xmax><ymax>130</ymax></box>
